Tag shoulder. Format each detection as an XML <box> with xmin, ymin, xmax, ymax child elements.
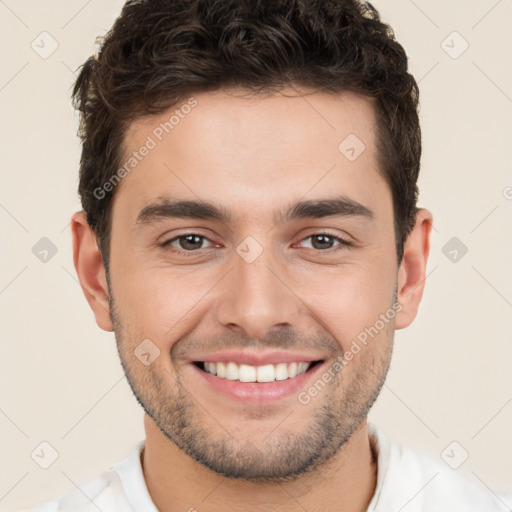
<box><xmin>22</xmin><ymin>440</ymin><xmax>150</xmax><ymax>512</ymax></box>
<box><xmin>398</xmin><ymin>444</ymin><xmax>512</xmax><ymax>511</ymax></box>
<box><xmin>21</xmin><ymin>469</ymin><xmax>133</xmax><ymax>512</ymax></box>
<box><xmin>368</xmin><ymin>423</ymin><xmax>512</xmax><ymax>512</ymax></box>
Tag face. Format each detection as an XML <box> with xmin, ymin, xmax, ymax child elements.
<box><xmin>104</xmin><ymin>88</ymin><xmax>400</xmax><ymax>481</ymax></box>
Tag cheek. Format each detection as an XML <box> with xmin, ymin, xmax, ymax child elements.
<box><xmin>295</xmin><ymin>256</ymin><xmax>396</xmax><ymax>350</ymax></box>
<box><xmin>111</xmin><ymin>262</ymin><xmax>217</xmax><ymax>346</ymax></box>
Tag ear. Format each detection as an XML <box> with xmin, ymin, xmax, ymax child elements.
<box><xmin>395</xmin><ymin>208</ymin><xmax>433</xmax><ymax>330</ymax></box>
<box><xmin>71</xmin><ymin>211</ymin><xmax>113</xmax><ymax>332</ymax></box>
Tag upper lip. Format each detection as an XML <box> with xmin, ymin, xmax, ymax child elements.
<box><xmin>189</xmin><ymin>351</ymin><xmax>325</xmax><ymax>366</ymax></box>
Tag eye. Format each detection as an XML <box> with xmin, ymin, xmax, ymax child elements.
<box><xmin>162</xmin><ymin>233</ymin><xmax>216</xmax><ymax>252</ymax></box>
<box><xmin>160</xmin><ymin>231</ymin><xmax>351</xmax><ymax>256</ymax></box>
<box><xmin>298</xmin><ymin>233</ymin><xmax>351</xmax><ymax>251</ymax></box>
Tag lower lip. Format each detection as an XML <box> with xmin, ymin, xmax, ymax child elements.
<box><xmin>191</xmin><ymin>362</ymin><xmax>325</xmax><ymax>404</ymax></box>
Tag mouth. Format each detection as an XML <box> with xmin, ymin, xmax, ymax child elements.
<box><xmin>193</xmin><ymin>360</ymin><xmax>324</xmax><ymax>383</ymax></box>
<box><xmin>190</xmin><ymin>357</ymin><xmax>326</xmax><ymax>403</ymax></box>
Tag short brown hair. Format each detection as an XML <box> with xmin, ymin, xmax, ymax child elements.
<box><xmin>72</xmin><ymin>0</ymin><xmax>421</xmax><ymax>270</ymax></box>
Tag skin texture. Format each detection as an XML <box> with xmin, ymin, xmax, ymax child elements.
<box><xmin>72</xmin><ymin>87</ymin><xmax>433</xmax><ymax>512</ymax></box>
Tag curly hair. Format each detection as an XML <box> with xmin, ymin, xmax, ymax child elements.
<box><xmin>72</xmin><ymin>0</ymin><xmax>421</xmax><ymax>269</ymax></box>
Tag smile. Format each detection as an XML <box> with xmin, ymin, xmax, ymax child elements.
<box><xmin>194</xmin><ymin>360</ymin><xmax>323</xmax><ymax>383</ymax></box>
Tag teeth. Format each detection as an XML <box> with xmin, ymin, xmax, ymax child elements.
<box><xmin>275</xmin><ymin>362</ymin><xmax>288</xmax><ymax>380</ymax></box>
<box><xmin>239</xmin><ymin>364</ymin><xmax>257</xmax><ymax>382</ymax></box>
<box><xmin>200</xmin><ymin>361</ymin><xmax>314</xmax><ymax>382</ymax></box>
<box><xmin>256</xmin><ymin>364</ymin><xmax>275</xmax><ymax>383</ymax></box>
<box><xmin>216</xmin><ymin>362</ymin><xmax>226</xmax><ymax>378</ymax></box>
<box><xmin>226</xmin><ymin>362</ymin><xmax>239</xmax><ymax>381</ymax></box>
<box><xmin>297</xmin><ymin>362</ymin><xmax>309</xmax><ymax>374</ymax></box>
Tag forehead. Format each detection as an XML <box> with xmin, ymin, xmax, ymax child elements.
<box><xmin>112</xmin><ymin>87</ymin><xmax>389</xmax><ymax>226</ymax></box>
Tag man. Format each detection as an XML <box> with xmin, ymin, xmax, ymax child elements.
<box><xmin>27</xmin><ymin>0</ymin><xmax>511</xmax><ymax>510</ymax></box>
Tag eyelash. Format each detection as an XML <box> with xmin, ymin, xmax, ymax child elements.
<box><xmin>160</xmin><ymin>231</ymin><xmax>352</xmax><ymax>256</ymax></box>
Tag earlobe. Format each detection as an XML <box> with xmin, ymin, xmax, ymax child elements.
<box><xmin>395</xmin><ymin>208</ymin><xmax>433</xmax><ymax>330</ymax></box>
<box><xmin>71</xmin><ymin>211</ymin><xmax>114</xmax><ymax>332</ymax></box>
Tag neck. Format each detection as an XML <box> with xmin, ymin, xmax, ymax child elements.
<box><xmin>141</xmin><ymin>414</ymin><xmax>378</xmax><ymax>512</ymax></box>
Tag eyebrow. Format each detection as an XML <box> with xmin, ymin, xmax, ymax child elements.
<box><xmin>135</xmin><ymin>194</ymin><xmax>375</xmax><ymax>227</ymax></box>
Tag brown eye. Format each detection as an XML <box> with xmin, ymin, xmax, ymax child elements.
<box><xmin>178</xmin><ymin>234</ymin><xmax>204</xmax><ymax>250</ymax></box>
<box><xmin>310</xmin><ymin>234</ymin><xmax>336</xmax><ymax>250</ymax></box>
<box><xmin>299</xmin><ymin>233</ymin><xmax>350</xmax><ymax>251</ymax></box>
<box><xmin>163</xmin><ymin>234</ymin><xmax>213</xmax><ymax>251</ymax></box>
<box><xmin>301</xmin><ymin>233</ymin><xmax>352</xmax><ymax>252</ymax></box>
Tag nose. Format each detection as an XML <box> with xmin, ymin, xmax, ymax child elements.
<box><xmin>213</xmin><ymin>248</ymin><xmax>302</xmax><ymax>340</ymax></box>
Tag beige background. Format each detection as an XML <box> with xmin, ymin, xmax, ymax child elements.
<box><xmin>1</xmin><ymin>0</ymin><xmax>511</xmax><ymax>510</ymax></box>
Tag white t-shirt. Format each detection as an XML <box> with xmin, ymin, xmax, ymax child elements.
<box><xmin>24</xmin><ymin>423</ymin><xmax>512</xmax><ymax>512</ymax></box>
